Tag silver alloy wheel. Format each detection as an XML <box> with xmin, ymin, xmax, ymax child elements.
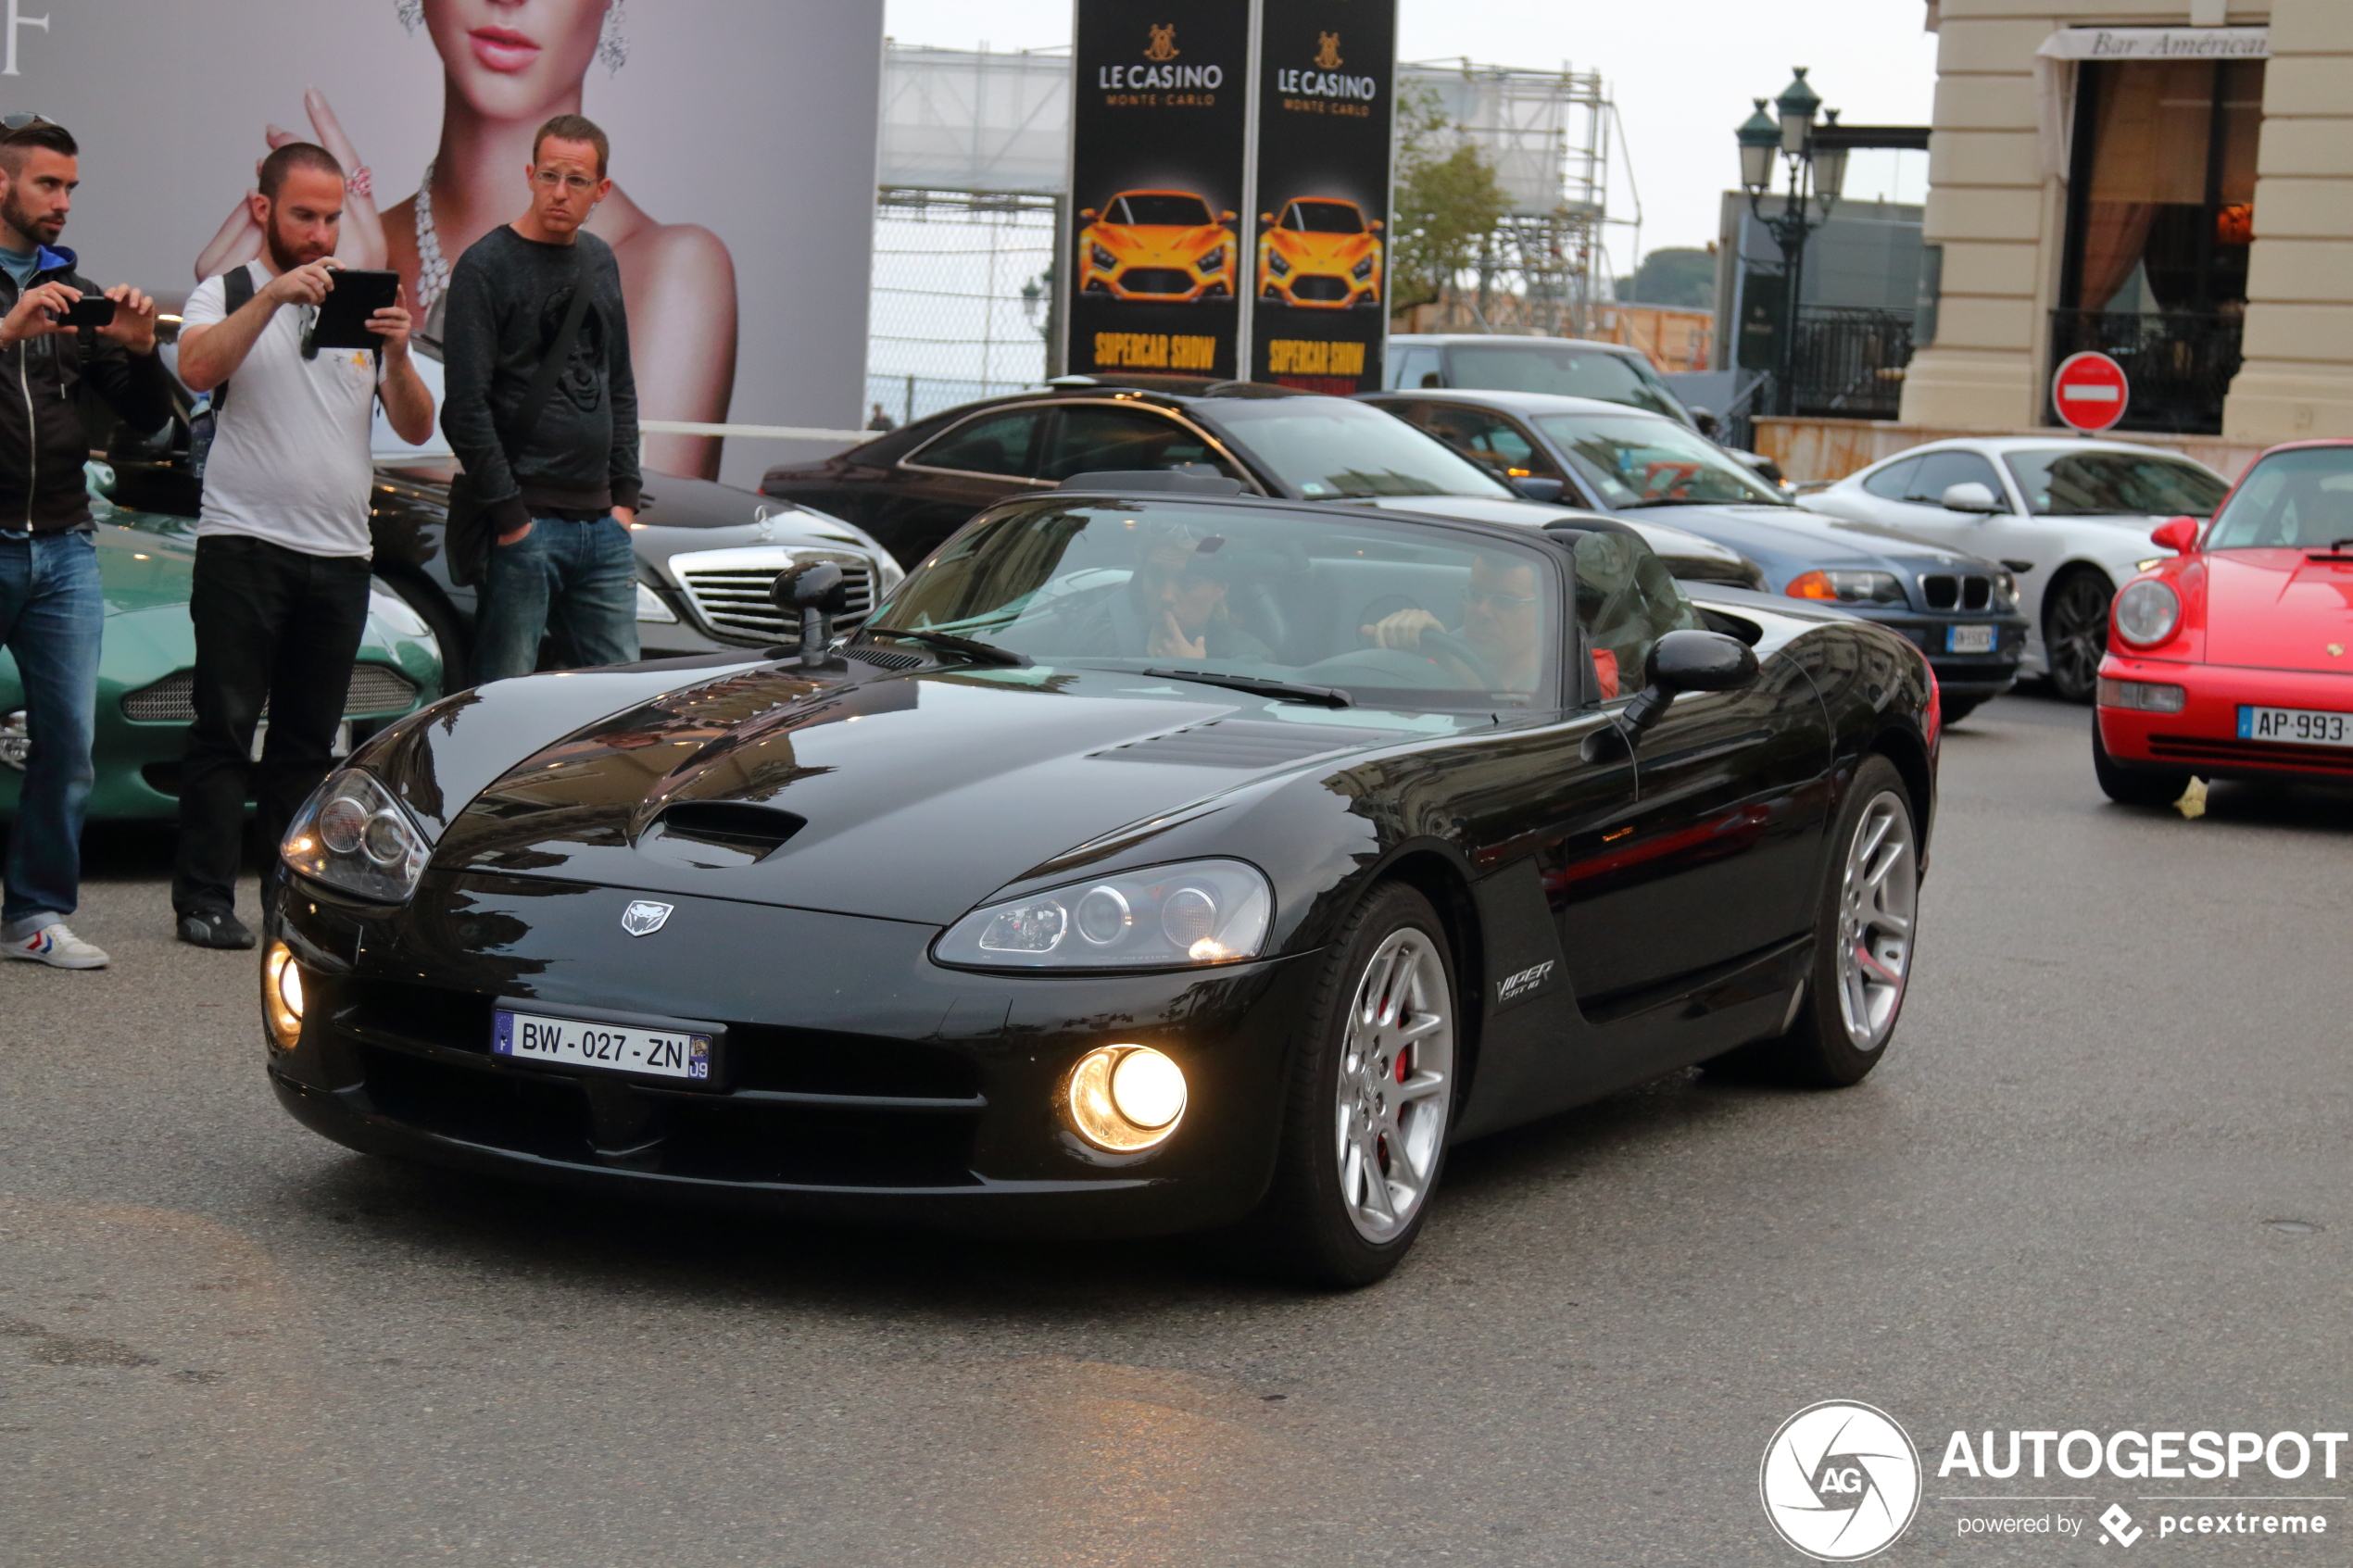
<box><xmin>1334</xmin><ymin>927</ymin><xmax>1455</xmax><ymax>1242</ymax></box>
<box><xmin>1835</xmin><ymin>790</ymin><xmax>1918</xmax><ymax>1051</ymax></box>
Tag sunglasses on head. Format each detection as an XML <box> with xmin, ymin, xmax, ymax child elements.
<box><xmin>0</xmin><ymin>113</ymin><xmax>56</xmax><ymax>132</ymax></box>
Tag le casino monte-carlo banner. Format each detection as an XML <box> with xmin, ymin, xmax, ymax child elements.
<box><xmin>1066</xmin><ymin>0</ymin><xmax>1395</xmax><ymax>394</ymax></box>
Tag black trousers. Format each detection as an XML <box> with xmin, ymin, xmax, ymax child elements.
<box><xmin>172</xmin><ymin>535</ymin><xmax>371</xmax><ymax>915</ymax></box>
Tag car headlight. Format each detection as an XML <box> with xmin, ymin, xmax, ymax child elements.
<box><xmin>1196</xmin><ymin>246</ymin><xmax>1226</xmax><ymax>274</ymax></box>
<box><xmin>635</xmin><ymin>582</ymin><xmax>677</xmax><ymax>623</ymax></box>
<box><xmin>261</xmin><ymin>940</ymin><xmax>305</xmax><ymax>1049</ymax></box>
<box><xmin>1786</xmin><ymin>569</ymin><xmax>1907</xmax><ymax>605</ymax></box>
<box><xmin>1352</xmin><ymin>255</ymin><xmax>1376</xmax><ymax>281</ymax></box>
<box><xmin>933</xmin><ymin>859</ymin><xmax>1272</xmax><ymax>972</ymax></box>
<box><xmin>1090</xmin><ymin>244</ymin><xmax>1118</xmax><ymax>270</ymax></box>
<box><xmin>282</xmin><ymin>768</ymin><xmax>432</xmax><ymax>903</ymax></box>
<box><xmin>1266</xmin><ymin>249</ymin><xmax>1291</xmax><ymax>277</ymax></box>
<box><xmin>2113</xmin><ymin>579</ymin><xmax>2181</xmax><ymax>646</ymax></box>
<box><xmin>1992</xmin><ymin>570</ymin><xmax>2019</xmax><ymax>609</ymax></box>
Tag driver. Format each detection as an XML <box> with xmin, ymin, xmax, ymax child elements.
<box><xmin>1362</xmin><ymin>554</ymin><xmax>1545</xmax><ymax>691</ymax></box>
<box><xmin>1063</xmin><ymin>523</ymin><xmax>1272</xmax><ymax>662</ymax></box>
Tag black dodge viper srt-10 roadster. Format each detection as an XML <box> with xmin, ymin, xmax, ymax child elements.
<box><xmin>262</xmin><ymin>476</ymin><xmax>1938</xmax><ymax>1285</ymax></box>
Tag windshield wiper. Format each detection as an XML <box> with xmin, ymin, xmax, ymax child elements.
<box><xmin>1618</xmin><ymin>495</ymin><xmax>1754</xmax><ymax>509</ymax></box>
<box><xmin>860</xmin><ymin>627</ymin><xmax>1031</xmax><ymax>668</ymax></box>
<box><xmin>1139</xmin><ymin>667</ymin><xmax>1353</xmax><ymax>709</ymax></box>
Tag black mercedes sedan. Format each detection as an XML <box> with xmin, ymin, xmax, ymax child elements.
<box><xmin>1363</xmin><ymin>389</ymin><xmax>2032</xmax><ymax>722</ymax></box>
<box><xmin>263</xmin><ymin>477</ymin><xmax>1938</xmax><ymax>1286</ymax></box>
<box><xmin>756</xmin><ymin>377</ymin><xmax>1765</xmax><ymax>594</ymax></box>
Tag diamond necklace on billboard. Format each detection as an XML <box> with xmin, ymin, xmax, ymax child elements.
<box><xmin>1063</xmin><ymin>0</ymin><xmax>1396</xmax><ymax>392</ymax></box>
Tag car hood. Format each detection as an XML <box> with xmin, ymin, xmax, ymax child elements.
<box><xmin>91</xmin><ymin>518</ymin><xmax>198</xmax><ymax>616</ymax></box>
<box><xmin>2201</xmin><ymin>549</ymin><xmax>2353</xmax><ymax>672</ymax></box>
<box><xmin>1353</xmin><ymin>495</ymin><xmax>1763</xmax><ymax>587</ymax></box>
<box><xmin>426</xmin><ymin>665</ymin><xmax>1441</xmax><ymax>925</ymax></box>
<box><xmin>1619</xmin><ymin>503</ymin><xmax>1990</xmax><ymax>579</ymax></box>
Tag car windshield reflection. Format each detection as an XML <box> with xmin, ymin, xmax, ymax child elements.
<box><xmin>867</xmin><ymin>500</ymin><xmax>1559</xmax><ymax>709</ymax></box>
<box><xmin>2207</xmin><ymin>446</ymin><xmax>2353</xmax><ymax>549</ymax></box>
<box><xmin>1210</xmin><ymin>398</ymin><xmax>1516</xmax><ymax>500</ymax></box>
<box><xmin>2003</xmin><ymin>448</ymin><xmax>2229</xmax><ymax>518</ymax></box>
<box><xmin>1531</xmin><ymin>412</ymin><xmax>1786</xmax><ymax>508</ymax></box>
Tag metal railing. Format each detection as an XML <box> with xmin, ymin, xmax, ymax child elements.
<box><xmin>2046</xmin><ymin>309</ymin><xmax>2244</xmax><ymax>436</ymax></box>
<box><xmin>1788</xmin><ymin>307</ymin><xmax>1914</xmax><ymax>420</ymax></box>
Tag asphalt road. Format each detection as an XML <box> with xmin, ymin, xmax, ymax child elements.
<box><xmin>3</xmin><ymin>690</ymin><xmax>2347</xmax><ymax>1567</ymax></box>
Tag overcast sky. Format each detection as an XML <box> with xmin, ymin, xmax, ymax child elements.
<box><xmin>882</xmin><ymin>0</ymin><xmax>1941</xmax><ymax>267</ymax></box>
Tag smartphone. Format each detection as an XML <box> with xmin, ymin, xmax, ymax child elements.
<box><xmin>53</xmin><ymin>297</ymin><xmax>117</xmax><ymax>329</ymax></box>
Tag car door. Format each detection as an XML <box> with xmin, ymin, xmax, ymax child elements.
<box><xmin>1871</xmin><ymin>448</ymin><xmax>2011</xmax><ymax>553</ymax></box>
<box><xmin>1547</xmin><ymin>531</ymin><xmax>1832</xmax><ymax>1011</ymax></box>
<box><xmin>1389</xmin><ymin>343</ymin><xmax>1443</xmax><ymax>390</ymax></box>
<box><xmin>1036</xmin><ymin>403</ymin><xmax>1258</xmax><ymax>485</ymax></box>
<box><xmin>879</xmin><ymin>404</ymin><xmax>1057</xmax><ymax>566</ymax></box>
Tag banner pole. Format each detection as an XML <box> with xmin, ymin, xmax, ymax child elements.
<box><xmin>1236</xmin><ymin>0</ymin><xmax>1265</xmax><ymax>383</ymax></box>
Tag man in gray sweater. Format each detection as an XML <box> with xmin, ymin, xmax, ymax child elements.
<box><xmin>439</xmin><ymin>114</ymin><xmax>640</xmax><ymax>683</ymax></box>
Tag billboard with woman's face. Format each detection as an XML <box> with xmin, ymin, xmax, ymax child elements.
<box><xmin>9</xmin><ymin>0</ymin><xmax>883</xmax><ymax>486</ymax></box>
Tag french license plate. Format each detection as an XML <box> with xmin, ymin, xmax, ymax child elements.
<box><xmin>492</xmin><ymin>1009</ymin><xmax>713</xmax><ymax>1081</ymax></box>
<box><xmin>2238</xmin><ymin>706</ymin><xmax>2353</xmax><ymax>747</ymax></box>
<box><xmin>1945</xmin><ymin>624</ymin><xmax>1997</xmax><ymax>654</ymax></box>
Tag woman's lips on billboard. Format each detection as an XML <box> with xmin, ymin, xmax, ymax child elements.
<box><xmin>469</xmin><ymin>26</ymin><xmax>541</xmax><ymax>72</ymax></box>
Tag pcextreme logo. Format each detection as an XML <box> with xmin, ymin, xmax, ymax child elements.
<box><xmin>1761</xmin><ymin>1401</ymin><xmax>1923</xmax><ymax>1562</ymax></box>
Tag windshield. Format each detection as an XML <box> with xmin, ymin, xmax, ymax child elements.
<box><xmin>2207</xmin><ymin>447</ymin><xmax>2353</xmax><ymax>550</ymax></box>
<box><xmin>1532</xmin><ymin>412</ymin><xmax>1787</xmax><ymax>508</ymax></box>
<box><xmin>1113</xmin><ymin>194</ymin><xmax>1212</xmax><ymax>226</ymax></box>
<box><xmin>1285</xmin><ymin>200</ymin><xmax>1365</xmax><ymax>234</ymax></box>
<box><xmin>2003</xmin><ymin>449</ymin><xmax>2228</xmax><ymax>517</ymax></box>
<box><xmin>1210</xmin><ymin>397</ymin><xmax>1513</xmax><ymax>500</ymax></box>
<box><xmin>868</xmin><ymin>499</ymin><xmax>1558</xmax><ymax>709</ymax></box>
<box><xmin>1445</xmin><ymin>343</ymin><xmax>1690</xmax><ymax>422</ymax></box>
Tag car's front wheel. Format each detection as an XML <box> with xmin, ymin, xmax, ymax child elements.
<box><xmin>1245</xmin><ymin>882</ymin><xmax>1458</xmax><ymax>1287</ymax></box>
<box><xmin>2093</xmin><ymin>721</ymin><xmax>2193</xmax><ymax>807</ymax></box>
<box><xmin>2043</xmin><ymin>568</ymin><xmax>2114</xmax><ymax>702</ymax></box>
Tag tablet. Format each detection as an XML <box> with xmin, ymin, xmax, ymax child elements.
<box><xmin>308</xmin><ymin>268</ymin><xmax>400</xmax><ymax>351</ymax></box>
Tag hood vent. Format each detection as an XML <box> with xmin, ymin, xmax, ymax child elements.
<box><xmin>1088</xmin><ymin>718</ymin><xmax>1390</xmax><ymax>770</ymax></box>
<box><xmin>637</xmin><ymin>801</ymin><xmax>809</xmax><ymax>869</ymax></box>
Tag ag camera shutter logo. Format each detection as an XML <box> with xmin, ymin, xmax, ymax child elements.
<box><xmin>1761</xmin><ymin>1400</ymin><xmax>1922</xmax><ymax>1561</ymax></box>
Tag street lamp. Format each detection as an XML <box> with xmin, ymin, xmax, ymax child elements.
<box><xmin>1736</xmin><ymin>69</ymin><xmax>1844</xmax><ymax>417</ymax></box>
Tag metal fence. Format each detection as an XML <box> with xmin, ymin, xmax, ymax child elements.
<box><xmin>2046</xmin><ymin>309</ymin><xmax>2244</xmax><ymax>436</ymax></box>
<box><xmin>865</xmin><ymin>191</ymin><xmax>1058</xmax><ymax>431</ymax></box>
<box><xmin>1789</xmin><ymin>307</ymin><xmax>1915</xmax><ymax>420</ymax></box>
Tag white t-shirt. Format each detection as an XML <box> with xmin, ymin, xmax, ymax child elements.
<box><xmin>185</xmin><ymin>261</ymin><xmax>386</xmax><ymax>558</ymax></box>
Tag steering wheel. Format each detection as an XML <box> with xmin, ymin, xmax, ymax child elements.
<box><xmin>1419</xmin><ymin>629</ymin><xmax>1503</xmax><ymax>690</ymax></box>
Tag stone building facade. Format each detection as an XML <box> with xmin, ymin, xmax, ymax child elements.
<box><xmin>1900</xmin><ymin>0</ymin><xmax>2352</xmax><ymax>446</ymax></box>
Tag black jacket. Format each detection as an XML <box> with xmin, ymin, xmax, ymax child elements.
<box><xmin>0</xmin><ymin>245</ymin><xmax>174</xmax><ymax>533</ymax></box>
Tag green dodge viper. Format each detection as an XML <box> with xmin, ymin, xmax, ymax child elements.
<box><xmin>0</xmin><ymin>465</ymin><xmax>444</xmax><ymax>822</ymax></box>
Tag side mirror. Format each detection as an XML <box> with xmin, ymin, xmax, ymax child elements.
<box><xmin>1941</xmin><ymin>481</ymin><xmax>2003</xmax><ymax>514</ymax></box>
<box><xmin>2151</xmin><ymin>515</ymin><xmax>2201</xmax><ymax>554</ymax></box>
<box><xmin>1219</xmin><ymin>209</ymin><xmax>1236</xmax><ymax>222</ymax></box>
<box><xmin>1617</xmin><ymin>630</ymin><xmax>1759</xmax><ymax>738</ymax></box>
<box><xmin>1078</xmin><ymin>208</ymin><xmax>1097</xmax><ymax>221</ymax></box>
<box><xmin>1370</xmin><ymin>220</ymin><xmax>1384</xmax><ymax>232</ymax></box>
<box><xmin>1259</xmin><ymin>212</ymin><xmax>1274</xmax><ymax>225</ymax></box>
<box><xmin>771</xmin><ymin>561</ymin><xmax>850</xmax><ymax>670</ymax></box>
<box><xmin>1510</xmin><ymin>476</ymin><xmax>1567</xmax><ymax>504</ymax></box>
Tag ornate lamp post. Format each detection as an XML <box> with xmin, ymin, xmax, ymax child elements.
<box><xmin>1738</xmin><ymin>69</ymin><xmax>1847</xmax><ymax>416</ymax></box>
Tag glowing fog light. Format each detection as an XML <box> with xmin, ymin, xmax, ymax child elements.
<box><xmin>1065</xmin><ymin>1045</ymin><xmax>1188</xmax><ymax>1151</ymax></box>
<box><xmin>261</xmin><ymin>941</ymin><xmax>305</xmax><ymax>1049</ymax></box>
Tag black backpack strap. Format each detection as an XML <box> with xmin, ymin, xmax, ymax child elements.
<box><xmin>213</xmin><ymin>264</ymin><xmax>256</xmax><ymax>415</ymax></box>
<box><xmin>506</xmin><ymin>273</ymin><xmax>594</xmax><ymax>455</ymax></box>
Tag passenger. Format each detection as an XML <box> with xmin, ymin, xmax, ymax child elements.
<box><xmin>1062</xmin><ymin>524</ymin><xmax>1271</xmax><ymax>663</ymax></box>
<box><xmin>1362</xmin><ymin>554</ymin><xmax>1545</xmax><ymax>692</ymax></box>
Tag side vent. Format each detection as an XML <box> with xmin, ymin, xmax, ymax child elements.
<box><xmin>1088</xmin><ymin>719</ymin><xmax>1391</xmax><ymax>770</ymax></box>
<box><xmin>638</xmin><ymin>802</ymin><xmax>808</xmax><ymax>868</ymax></box>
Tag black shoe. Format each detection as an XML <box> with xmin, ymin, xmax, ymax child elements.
<box><xmin>177</xmin><ymin>908</ymin><xmax>256</xmax><ymax>950</ymax></box>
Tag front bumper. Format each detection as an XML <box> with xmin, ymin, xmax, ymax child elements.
<box><xmin>267</xmin><ymin>872</ymin><xmax>1311</xmax><ymax>1238</ymax></box>
<box><xmin>1841</xmin><ymin>608</ymin><xmax>2028</xmax><ymax>700</ymax></box>
<box><xmin>2097</xmin><ymin>657</ymin><xmax>2353</xmax><ymax>781</ymax></box>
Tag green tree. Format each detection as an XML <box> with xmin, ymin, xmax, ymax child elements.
<box><xmin>1617</xmin><ymin>247</ymin><xmax>1718</xmax><ymax>309</ymax></box>
<box><xmin>1390</xmin><ymin>87</ymin><xmax>1511</xmax><ymax>315</ymax></box>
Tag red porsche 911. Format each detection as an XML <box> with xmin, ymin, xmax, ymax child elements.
<box><xmin>2095</xmin><ymin>439</ymin><xmax>2353</xmax><ymax>804</ymax></box>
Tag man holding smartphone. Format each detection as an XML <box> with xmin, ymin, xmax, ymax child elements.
<box><xmin>172</xmin><ymin>141</ymin><xmax>434</xmax><ymax>950</ymax></box>
<box><xmin>0</xmin><ymin>116</ymin><xmax>169</xmax><ymax>970</ymax></box>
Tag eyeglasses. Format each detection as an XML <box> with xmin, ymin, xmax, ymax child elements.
<box><xmin>534</xmin><ymin>169</ymin><xmax>600</xmax><ymax>194</ymax></box>
<box><xmin>1465</xmin><ymin>585</ymin><xmax>1541</xmax><ymax>610</ymax></box>
<box><xmin>0</xmin><ymin>113</ymin><xmax>57</xmax><ymax>132</ymax></box>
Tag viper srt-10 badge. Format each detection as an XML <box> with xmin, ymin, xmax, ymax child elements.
<box><xmin>621</xmin><ymin>901</ymin><xmax>674</xmax><ymax>937</ymax></box>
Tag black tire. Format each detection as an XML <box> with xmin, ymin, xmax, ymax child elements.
<box><xmin>2042</xmin><ymin>568</ymin><xmax>2114</xmax><ymax>703</ymax></box>
<box><xmin>1240</xmin><ymin>882</ymin><xmax>1460</xmax><ymax>1287</ymax></box>
<box><xmin>378</xmin><ymin>572</ymin><xmax>472</xmax><ymax>692</ymax></box>
<box><xmin>1726</xmin><ymin>756</ymin><xmax>1919</xmax><ymax>1087</ymax></box>
<box><xmin>2093</xmin><ymin>721</ymin><xmax>2192</xmax><ymax>807</ymax></box>
<box><xmin>1939</xmin><ymin>694</ymin><xmax>1985</xmax><ymax>726</ymax></box>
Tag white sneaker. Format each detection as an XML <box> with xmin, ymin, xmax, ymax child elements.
<box><xmin>4</xmin><ymin>922</ymin><xmax>110</xmax><ymax>969</ymax></box>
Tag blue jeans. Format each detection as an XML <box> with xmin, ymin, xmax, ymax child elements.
<box><xmin>472</xmin><ymin>515</ymin><xmax>640</xmax><ymax>683</ymax></box>
<box><xmin>0</xmin><ymin>531</ymin><xmax>101</xmax><ymax>931</ymax></box>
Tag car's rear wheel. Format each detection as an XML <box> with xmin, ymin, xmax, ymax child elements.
<box><xmin>1244</xmin><ymin>882</ymin><xmax>1457</xmax><ymax>1287</ymax></box>
<box><xmin>2093</xmin><ymin>721</ymin><xmax>2193</xmax><ymax>807</ymax></box>
<box><xmin>1728</xmin><ymin>756</ymin><xmax>1918</xmax><ymax>1087</ymax></box>
<box><xmin>2043</xmin><ymin>568</ymin><xmax>2113</xmax><ymax>703</ymax></box>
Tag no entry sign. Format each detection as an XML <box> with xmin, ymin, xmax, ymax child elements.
<box><xmin>2053</xmin><ymin>351</ymin><xmax>2131</xmax><ymax>433</ymax></box>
